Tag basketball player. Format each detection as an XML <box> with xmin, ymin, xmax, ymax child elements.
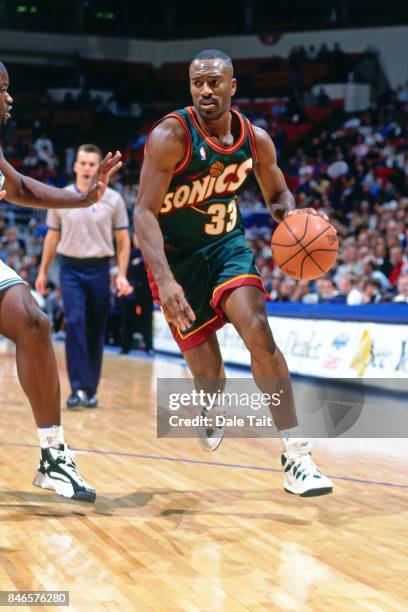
<box><xmin>135</xmin><ymin>50</ymin><xmax>333</xmax><ymax>496</ymax></box>
<box><xmin>0</xmin><ymin>61</ymin><xmax>122</xmax><ymax>502</ymax></box>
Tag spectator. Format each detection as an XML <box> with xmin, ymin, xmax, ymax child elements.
<box><xmin>316</xmin><ymin>87</ymin><xmax>330</xmax><ymax>108</ymax></box>
<box><xmin>303</xmin><ymin>277</ymin><xmax>338</xmax><ymax>304</ymax></box>
<box><xmin>44</xmin><ymin>283</ymin><xmax>65</xmax><ymax>333</ymax></box>
<box><xmin>307</xmin><ymin>45</ymin><xmax>318</xmax><ymax>62</ymax></box>
<box><xmin>33</xmin><ymin>132</ymin><xmax>58</xmax><ymax>169</ymax></box>
<box><xmin>327</xmin><ymin>154</ymin><xmax>349</xmax><ymax>178</ymax></box>
<box><xmin>388</xmin><ymin>246</ymin><xmax>405</xmax><ymax>285</ymax></box>
<box><xmin>336</xmin><ymin>273</ymin><xmax>363</xmax><ymax>305</ymax></box>
<box><xmin>361</xmin><ymin>277</ymin><xmax>383</xmax><ymax>303</ymax></box>
<box><xmin>119</xmin><ymin>235</ymin><xmax>153</xmax><ymax>355</ymax></box>
<box><xmin>393</xmin><ymin>273</ymin><xmax>408</xmax><ymax>303</ymax></box>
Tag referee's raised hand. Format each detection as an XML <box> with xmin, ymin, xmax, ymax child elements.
<box><xmin>83</xmin><ymin>151</ymin><xmax>123</xmax><ymax>205</ymax></box>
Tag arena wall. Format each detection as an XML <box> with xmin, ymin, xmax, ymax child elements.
<box><xmin>0</xmin><ymin>25</ymin><xmax>407</xmax><ymax>86</ymax></box>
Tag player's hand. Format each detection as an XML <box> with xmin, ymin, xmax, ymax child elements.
<box><xmin>83</xmin><ymin>151</ymin><xmax>123</xmax><ymax>205</ymax></box>
<box><xmin>285</xmin><ymin>208</ymin><xmax>330</xmax><ymax>222</ymax></box>
<box><xmin>116</xmin><ymin>274</ymin><xmax>133</xmax><ymax>297</ymax></box>
<box><xmin>0</xmin><ymin>190</ymin><xmax>6</xmax><ymax>200</ymax></box>
<box><xmin>35</xmin><ymin>270</ymin><xmax>48</xmax><ymax>295</ymax></box>
<box><xmin>159</xmin><ymin>278</ymin><xmax>195</xmax><ymax>331</ymax></box>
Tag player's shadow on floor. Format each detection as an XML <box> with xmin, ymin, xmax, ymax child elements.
<box><xmin>0</xmin><ymin>498</ymin><xmax>89</xmax><ymax>520</ymax></box>
<box><xmin>94</xmin><ymin>486</ymin><xmax>408</xmax><ymax>530</ymax></box>
<box><xmin>2</xmin><ymin>487</ymin><xmax>407</xmax><ymax>529</ymax></box>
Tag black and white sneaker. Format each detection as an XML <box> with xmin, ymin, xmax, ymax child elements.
<box><xmin>33</xmin><ymin>444</ymin><xmax>96</xmax><ymax>503</ymax></box>
<box><xmin>197</xmin><ymin>405</ymin><xmax>226</xmax><ymax>452</ymax></box>
<box><xmin>281</xmin><ymin>452</ymin><xmax>333</xmax><ymax>497</ymax></box>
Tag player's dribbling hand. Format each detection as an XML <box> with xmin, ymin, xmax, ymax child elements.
<box><xmin>83</xmin><ymin>151</ymin><xmax>123</xmax><ymax>205</ymax></box>
<box><xmin>159</xmin><ymin>279</ymin><xmax>196</xmax><ymax>331</ymax></box>
<box><xmin>285</xmin><ymin>208</ymin><xmax>330</xmax><ymax>222</ymax></box>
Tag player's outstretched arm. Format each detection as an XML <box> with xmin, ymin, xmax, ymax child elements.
<box><xmin>134</xmin><ymin>119</ymin><xmax>195</xmax><ymax>332</ymax></box>
<box><xmin>0</xmin><ymin>150</ymin><xmax>122</xmax><ymax>209</ymax></box>
<box><xmin>253</xmin><ymin>127</ymin><xmax>327</xmax><ymax>223</ymax></box>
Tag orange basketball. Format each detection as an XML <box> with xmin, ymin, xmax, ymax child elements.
<box><xmin>271</xmin><ymin>212</ymin><xmax>339</xmax><ymax>280</ymax></box>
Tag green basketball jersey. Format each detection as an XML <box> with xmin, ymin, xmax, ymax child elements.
<box><xmin>156</xmin><ymin>106</ymin><xmax>258</xmax><ymax>253</ymax></box>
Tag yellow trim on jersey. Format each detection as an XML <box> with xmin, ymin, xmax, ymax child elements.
<box><xmin>212</xmin><ymin>273</ymin><xmax>262</xmax><ymax>300</ymax></box>
<box><xmin>177</xmin><ymin>314</ymin><xmax>219</xmax><ymax>339</ymax></box>
<box><xmin>190</xmin><ymin>206</ymin><xmax>208</xmax><ymax>215</ymax></box>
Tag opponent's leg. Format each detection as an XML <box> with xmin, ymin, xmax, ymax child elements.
<box><xmin>183</xmin><ymin>334</ymin><xmax>227</xmax><ymax>451</ymax></box>
<box><xmin>0</xmin><ymin>284</ymin><xmax>60</xmax><ymax>427</ymax></box>
<box><xmin>0</xmin><ymin>284</ymin><xmax>96</xmax><ymax>502</ymax></box>
<box><xmin>221</xmin><ymin>285</ymin><xmax>333</xmax><ymax>496</ymax></box>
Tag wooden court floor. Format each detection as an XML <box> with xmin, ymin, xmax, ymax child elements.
<box><xmin>0</xmin><ymin>341</ymin><xmax>407</xmax><ymax>611</ymax></box>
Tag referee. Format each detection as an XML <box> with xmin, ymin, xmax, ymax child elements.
<box><xmin>36</xmin><ymin>144</ymin><xmax>132</xmax><ymax>408</ymax></box>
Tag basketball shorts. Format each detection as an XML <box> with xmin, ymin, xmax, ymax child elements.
<box><xmin>0</xmin><ymin>259</ymin><xmax>26</xmax><ymax>293</ymax></box>
<box><xmin>148</xmin><ymin>233</ymin><xmax>264</xmax><ymax>352</ymax></box>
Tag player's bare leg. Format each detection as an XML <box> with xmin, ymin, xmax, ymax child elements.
<box><xmin>220</xmin><ymin>285</ymin><xmax>333</xmax><ymax>496</ymax></box>
<box><xmin>0</xmin><ymin>285</ymin><xmax>96</xmax><ymax>502</ymax></box>
<box><xmin>183</xmin><ymin>334</ymin><xmax>227</xmax><ymax>451</ymax></box>
<box><xmin>0</xmin><ymin>285</ymin><xmax>60</xmax><ymax>427</ymax></box>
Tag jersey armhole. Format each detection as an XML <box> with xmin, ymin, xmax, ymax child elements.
<box><xmin>144</xmin><ymin>113</ymin><xmax>192</xmax><ymax>176</ymax></box>
<box><xmin>246</xmin><ymin>119</ymin><xmax>258</xmax><ymax>162</ymax></box>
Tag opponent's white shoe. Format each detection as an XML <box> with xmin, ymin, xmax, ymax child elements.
<box><xmin>281</xmin><ymin>451</ymin><xmax>333</xmax><ymax>497</ymax></box>
<box><xmin>33</xmin><ymin>443</ymin><xmax>96</xmax><ymax>503</ymax></box>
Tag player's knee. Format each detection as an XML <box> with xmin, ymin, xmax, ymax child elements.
<box><xmin>22</xmin><ymin>304</ymin><xmax>51</xmax><ymax>340</ymax></box>
<box><xmin>193</xmin><ymin>367</ymin><xmax>225</xmax><ymax>381</ymax></box>
<box><xmin>190</xmin><ymin>361</ymin><xmax>225</xmax><ymax>381</ymax></box>
<box><xmin>244</xmin><ymin>312</ymin><xmax>276</xmax><ymax>355</ymax></box>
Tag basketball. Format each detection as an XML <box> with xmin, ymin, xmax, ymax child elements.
<box><xmin>271</xmin><ymin>211</ymin><xmax>339</xmax><ymax>280</ymax></box>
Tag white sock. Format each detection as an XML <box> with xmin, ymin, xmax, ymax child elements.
<box><xmin>37</xmin><ymin>425</ymin><xmax>64</xmax><ymax>449</ymax></box>
<box><xmin>279</xmin><ymin>430</ymin><xmax>313</xmax><ymax>457</ymax></box>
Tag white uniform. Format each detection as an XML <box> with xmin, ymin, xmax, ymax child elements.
<box><xmin>0</xmin><ymin>170</ymin><xmax>26</xmax><ymax>293</ymax></box>
<box><xmin>0</xmin><ymin>260</ymin><xmax>26</xmax><ymax>292</ymax></box>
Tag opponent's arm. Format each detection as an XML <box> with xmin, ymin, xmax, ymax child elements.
<box><xmin>253</xmin><ymin>127</ymin><xmax>327</xmax><ymax>222</ymax></box>
<box><xmin>0</xmin><ymin>149</ymin><xmax>122</xmax><ymax>209</ymax></box>
<box><xmin>134</xmin><ymin>119</ymin><xmax>195</xmax><ymax>331</ymax></box>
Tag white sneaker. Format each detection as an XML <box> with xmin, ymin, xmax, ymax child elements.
<box><xmin>33</xmin><ymin>444</ymin><xmax>96</xmax><ymax>503</ymax></box>
<box><xmin>282</xmin><ymin>452</ymin><xmax>333</xmax><ymax>497</ymax></box>
<box><xmin>197</xmin><ymin>405</ymin><xmax>226</xmax><ymax>452</ymax></box>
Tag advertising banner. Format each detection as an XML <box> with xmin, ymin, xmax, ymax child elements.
<box><xmin>153</xmin><ymin>311</ymin><xmax>408</xmax><ymax>383</ymax></box>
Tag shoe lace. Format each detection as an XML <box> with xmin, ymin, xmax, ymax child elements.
<box><xmin>59</xmin><ymin>447</ymin><xmax>77</xmax><ymax>468</ymax></box>
<box><xmin>57</xmin><ymin>447</ymin><xmax>88</xmax><ymax>488</ymax></box>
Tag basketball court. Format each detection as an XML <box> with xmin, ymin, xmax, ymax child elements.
<box><xmin>0</xmin><ymin>341</ymin><xmax>406</xmax><ymax>610</ymax></box>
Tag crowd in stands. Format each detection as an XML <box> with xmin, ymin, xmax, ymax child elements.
<box><xmin>0</xmin><ymin>79</ymin><xmax>407</xmax><ymax>348</ymax></box>
<box><xmin>243</xmin><ymin>87</ymin><xmax>408</xmax><ymax>304</ymax></box>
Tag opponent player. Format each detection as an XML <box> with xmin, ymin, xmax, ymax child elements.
<box><xmin>0</xmin><ymin>61</ymin><xmax>122</xmax><ymax>502</ymax></box>
<box><xmin>135</xmin><ymin>49</ymin><xmax>333</xmax><ymax>496</ymax></box>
